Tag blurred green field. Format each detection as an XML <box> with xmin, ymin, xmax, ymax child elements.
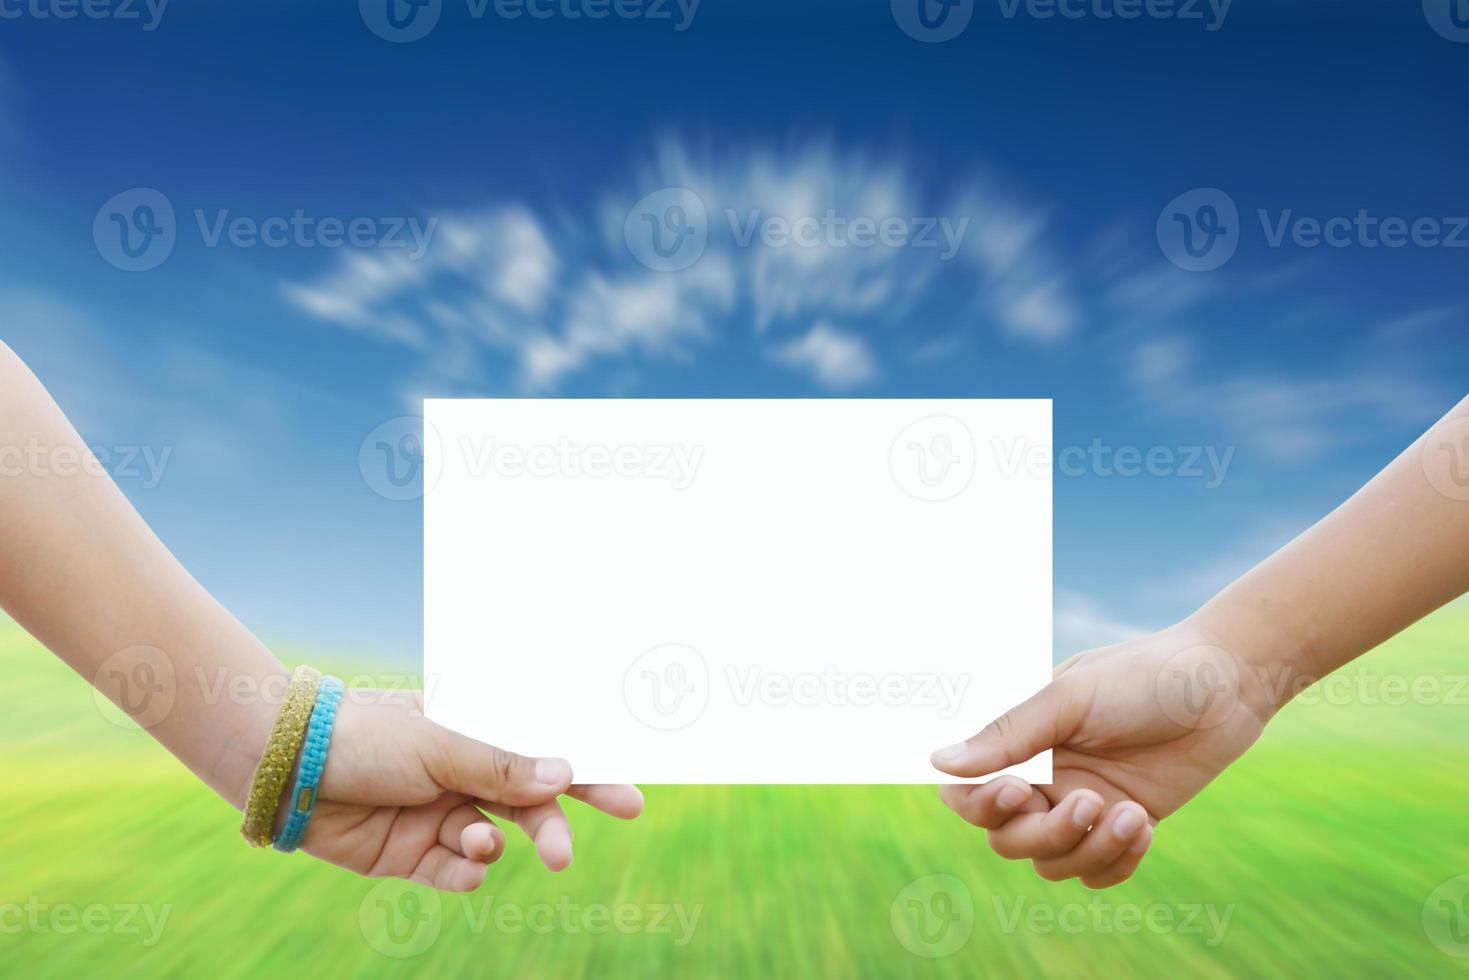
<box><xmin>3</xmin><ymin>608</ymin><xmax>1469</xmax><ymax>977</ymax></box>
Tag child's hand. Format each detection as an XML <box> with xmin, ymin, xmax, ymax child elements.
<box><xmin>930</xmin><ymin>621</ymin><xmax>1271</xmax><ymax>888</ymax></box>
<box><xmin>290</xmin><ymin>690</ymin><xmax>643</xmax><ymax>892</ymax></box>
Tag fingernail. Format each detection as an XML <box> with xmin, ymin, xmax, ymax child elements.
<box><xmin>997</xmin><ymin>786</ymin><xmax>1027</xmax><ymax>811</ymax></box>
<box><xmin>1072</xmin><ymin>797</ymin><xmax>1102</xmax><ymax>829</ymax></box>
<box><xmin>1112</xmin><ymin>806</ymin><xmax>1145</xmax><ymax>840</ymax></box>
<box><xmin>535</xmin><ymin>758</ymin><xmax>572</xmax><ymax>786</ymax></box>
<box><xmin>930</xmin><ymin>744</ymin><xmax>968</xmax><ymax>766</ymax></box>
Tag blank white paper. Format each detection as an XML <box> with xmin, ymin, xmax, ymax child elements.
<box><xmin>423</xmin><ymin>398</ymin><xmax>1052</xmax><ymax>784</ymax></box>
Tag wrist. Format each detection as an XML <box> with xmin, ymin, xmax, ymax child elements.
<box><xmin>208</xmin><ymin>667</ymin><xmax>292</xmax><ymax>811</ymax></box>
<box><xmin>1181</xmin><ymin>599</ymin><xmax>1313</xmax><ymax>724</ymax></box>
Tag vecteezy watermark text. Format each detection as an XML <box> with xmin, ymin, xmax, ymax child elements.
<box><xmin>458</xmin><ymin>437</ymin><xmax>704</xmax><ymax>490</ymax></box>
<box><xmin>992</xmin><ymin>437</ymin><xmax>1235</xmax><ymax>488</ymax></box>
<box><xmin>0</xmin><ymin>0</ymin><xmax>167</xmax><ymax>30</ymax></box>
<box><xmin>0</xmin><ymin>898</ymin><xmax>171</xmax><ymax>947</ymax></box>
<box><xmin>94</xmin><ymin>188</ymin><xmax>438</xmax><ymax>272</ymax></box>
<box><xmin>995</xmin><ymin>0</ymin><xmax>1230</xmax><ymax>30</ymax></box>
<box><xmin>359</xmin><ymin>0</ymin><xmax>700</xmax><ymax>43</ymax></box>
<box><xmin>726</xmin><ymin>209</ymin><xmax>969</xmax><ymax>259</ymax></box>
<box><xmin>891</xmin><ymin>0</ymin><xmax>1230</xmax><ymax>43</ymax></box>
<box><xmin>459</xmin><ymin>894</ymin><xmax>702</xmax><ymax>944</ymax></box>
<box><xmin>0</xmin><ymin>439</ymin><xmax>172</xmax><ymax>489</ymax></box>
<box><xmin>624</xmin><ymin>187</ymin><xmax>971</xmax><ymax>272</ymax></box>
<box><xmin>725</xmin><ymin>665</ymin><xmax>971</xmax><ymax>717</ymax></box>
<box><xmin>992</xmin><ymin>895</ymin><xmax>1235</xmax><ymax>946</ymax></box>
<box><xmin>1159</xmin><ymin>187</ymin><xmax>1469</xmax><ymax>271</ymax></box>
<box><xmin>624</xmin><ymin>644</ymin><xmax>973</xmax><ymax>731</ymax></box>
<box><xmin>357</xmin><ymin>878</ymin><xmax>702</xmax><ymax>958</ymax></box>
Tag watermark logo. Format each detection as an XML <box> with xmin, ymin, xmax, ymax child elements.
<box><xmin>1424</xmin><ymin>0</ymin><xmax>1469</xmax><ymax>42</ymax></box>
<box><xmin>625</xmin><ymin>652</ymin><xmax>969</xmax><ymax>728</ymax></box>
<box><xmin>1422</xmin><ymin>415</ymin><xmax>1469</xmax><ymax>502</ymax></box>
<box><xmin>624</xmin><ymin>644</ymin><xmax>710</xmax><ymax>730</ymax></box>
<box><xmin>94</xmin><ymin>188</ymin><xmax>176</xmax><ymax>272</ymax></box>
<box><xmin>1157</xmin><ymin>188</ymin><xmax>1239</xmax><ymax>272</ymax></box>
<box><xmin>891</xmin><ymin>874</ymin><xmax>975</xmax><ymax>957</ymax></box>
<box><xmin>360</xmin><ymin>0</ymin><xmax>442</xmax><ymax>41</ymax></box>
<box><xmin>360</xmin><ymin>416</ymin><xmax>444</xmax><ymax>501</ymax></box>
<box><xmin>1160</xmin><ymin>187</ymin><xmax>1469</xmax><ymax>271</ymax></box>
<box><xmin>624</xmin><ymin>188</ymin><xmax>971</xmax><ymax>267</ymax></box>
<box><xmin>1154</xmin><ymin>644</ymin><xmax>1240</xmax><ymax>730</ymax></box>
<box><xmin>1425</xmin><ymin>875</ymin><xmax>1469</xmax><ymax>957</ymax></box>
<box><xmin>95</xmin><ymin>189</ymin><xmax>438</xmax><ymax>271</ymax></box>
<box><xmin>359</xmin><ymin>878</ymin><xmax>443</xmax><ymax>958</ymax></box>
<box><xmin>891</xmin><ymin>0</ymin><xmax>974</xmax><ymax>43</ymax></box>
<box><xmin>889</xmin><ymin>415</ymin><xmax>975</xmax><ymax>502</ymax></box>
<box><xmin>625</xmin><ymin>187</ymin><xmax>708</xmax><ymax>272</ymax></box>
<box><xmin>91</xmin><ymin>645</ymin><xmax>176</xmax><ymax>731</ymax></box>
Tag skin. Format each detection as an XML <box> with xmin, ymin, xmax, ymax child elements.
<box><xmin>6</xmin><ymin>336</ymin><xmax>1464</xmax><ymax>893</ymax></box>
<box><xmin>933</xmin><ymin>391</ymin><xmax>1469</xmax><ymax>888</ymax></box>
<box><xmin>0</xmin><ymin>340</ymin><xmax>642</xmax><ymax>892</ymax></box>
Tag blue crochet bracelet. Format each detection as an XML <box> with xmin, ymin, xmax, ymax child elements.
<box><xmin>273</xmin><ymin>675</ymin><xmax>344</xmax><ymax>853</ymax></box>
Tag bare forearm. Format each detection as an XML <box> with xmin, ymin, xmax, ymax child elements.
<box><xmin>0</xmin><ymin>341</ymin><xmax>280</xmax><ymax>807</ymax></box>
<box><xmin>1192</xmin><ymin>394</ymin><xmax>1469</xmax><ymax>710</ymax></box>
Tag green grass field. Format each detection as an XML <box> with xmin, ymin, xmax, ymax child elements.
<box><xmin>3</xmin><ymin>608</ymin><xmax>1469</xmax><ymax>977</ymax></box>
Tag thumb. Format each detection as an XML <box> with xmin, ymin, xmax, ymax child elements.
<box><xmin>931</xmin><ymin>679</ymin><xmax>1079</xmax><ymax>778</ymax></box>
<box><xmin>423</xmin><ymin>726</ymin><xmax>574</xmax><ymax>805</ymax></box>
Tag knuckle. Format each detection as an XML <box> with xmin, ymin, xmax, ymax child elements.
<box><xmin>1033</xmin><ymin>862</ymin><xmax>1071</xmax><ymax>883</ymax></box>
<box><xmin>986</xmin><ymin>712</ymin><xmax>1014</xmax><ymax>741</ymax></box>
<box><xmin>987</xmin><ymin>830</ymin><xmax>1025</xmax><ymax>860</ymax></box>
<box><xmin>491</xmin><ymin>746</ymin><xmax>519</xmax><ymax>785</ymax></box>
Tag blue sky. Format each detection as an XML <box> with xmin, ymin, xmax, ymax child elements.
<box><xmin>0</xmin><ymin>0</ymin><xmax>1464</xmax><ymax>661</ymax></box>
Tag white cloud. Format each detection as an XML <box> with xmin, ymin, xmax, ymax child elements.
<box><xmin>770</xmin><ymin>323</ymin><xmax>877</xmax><ymax>389</ymax></box>
<box><xmin>951</xmin><ymin>185</ymin><xmax>1079</xmax><ymax>342</ymax></box>
<box><xmin>283</xmin><ymin>138</ymin><xmax>1086</xmax><ymax>392</ymax></box>
<box><xmin>525</xmin><ymin>256</ymin><xmax>736</xmax><ymax>390</ymax></box>
<box><xmin>1127</xmin><ymin>334</ymin><xmax>1440</xmax><ymax>462</ymax></box>
<box><xmin>1053</xmin><ymin>589</ymin><xmax>1152</xmax><ymax>658</ymax></box>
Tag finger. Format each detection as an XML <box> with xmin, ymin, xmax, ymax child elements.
<box><xmin>437</xmin><ymin>804</ymin><xmax>505</xmax><ymax>865</ymax></box>
<box><xmin>436</xmin><ymin>802</ymin><xmax>494</xmax><ymax>855</ymax></box>
<box><xmin>481</xmin><ymin>799</ymin><xmax>575</xmax><ymax>872</ymax></box>
<box><xmin>931</xmin><ymin>680</ymin><xmax>1081</xmax><ymax>779</ymax></box>
<box><xmin>460</xmin><ymin>819</ymin><xmax>506</xmax><ymax>865</ymax></box>
<box><xmin>937</xmin><ymin>776</ymin><xmax>1046</xmax><ymax>829</ymax></box>
<box><xmin>412</xmin><ymin>845</ymin><xmax>490</xmax><ymax>893</ymax></box>
<box><xmin>425</xmin><ymin>728</ymin><xmax>573</xmax><ymax>806</ymax></box>
<box><xmin>1080</xmin><ymin>823</ymin><xmax>1154</xmax><ymax>889</ymax></box>
<box><xmin>985</xmin><ymin>788</ymin><xmax>1105</xmax><ymax>860</ymax></box>
<box><xmin>1032</xmin><ymin>801</ymin><xmax>1151</xmax><ymax>882</ymax></box>
<box><xmin>567</xmin><ymin>784</ymin><xmax>645</xmax><ymax>820</ymax></box>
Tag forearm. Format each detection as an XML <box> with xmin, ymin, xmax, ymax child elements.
<box><xmin>1191</xmin><ymin>393</ymin><xmax>1469</xmax><ymax>712</ymax></box>
<box><xmin>0</xmin><ymin>341</ymin><xmax>281</xmax><ymax>808</ymax></box>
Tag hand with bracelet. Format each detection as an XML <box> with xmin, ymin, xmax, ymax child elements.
<box><xmin>933</xmin><ymin>392</ymin><xmax>1469</xmax><ymax>888</ymax></box>
<box><xmin>0</xmin><ymin>340</ymin><xmax>642</xmax><ymax>892</ymax></box>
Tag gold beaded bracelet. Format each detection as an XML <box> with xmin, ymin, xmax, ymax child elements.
<box><xmin>241</xmin><ymin>665</ymin><xmax>322</xmax><ymax>847</ymax></box>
